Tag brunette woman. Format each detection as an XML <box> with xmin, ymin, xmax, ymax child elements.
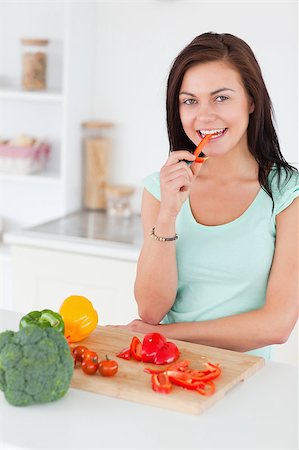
<box><xmin>126</xmin><ymin>32</ymin><xmax>298</xmax><ymax>358</ymax></box>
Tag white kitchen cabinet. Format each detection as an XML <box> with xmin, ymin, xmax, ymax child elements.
<box><xmin>11</xmin><ymin>245</ymin><xmax>139</xmax><ymax>325</ymax></box>
<box><xmin>0</xmin><ymin>2</ymin><xmax>96</xmax><ymax>229</ymax></box>
<box><xmin>0</xmin><ymin>244</ymin><xmax>12</xmax><ymax>310</ymax></box>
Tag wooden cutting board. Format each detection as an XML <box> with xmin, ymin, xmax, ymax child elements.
<box><xmin>70</xmin><ymin>326</ymin><xmax>265</xmax><ymax>415</ymax></box>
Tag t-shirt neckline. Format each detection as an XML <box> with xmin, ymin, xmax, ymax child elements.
<box><xmin>187</xmin><ymin>186</ymin><xmax>265</xmax><ymax>230</ymax></box>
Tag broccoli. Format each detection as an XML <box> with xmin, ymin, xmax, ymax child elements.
<box><xmin>0</xmin><ymin>325</ymin><xmax>74</xmax><ymax>406</ymax></box>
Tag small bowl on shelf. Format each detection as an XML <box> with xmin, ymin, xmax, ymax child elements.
<box><xmin>0</xmin><ymin>134</ymin><xmax>51</xmax><ymax>175</ymax></box>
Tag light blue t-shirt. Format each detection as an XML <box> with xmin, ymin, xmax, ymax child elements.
<box><xmin>143</xmin><ymin>167</ymin><xmax>299</xmax><ymax>359</ymax></box>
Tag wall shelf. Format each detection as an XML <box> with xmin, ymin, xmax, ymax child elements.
<box><xmin>0</xmin><ymin>88</ymin><xmax>64</xmax><ymax>103</ymax></box>
<box><xmin>0</xmin><ymin>2</ymin><xmax>96</xmax><ymax>229</ymax></box>
<box><xmin>0</xmin><ymin>172</ymin><xmax>62</xmax><ymax>185</ymax></box>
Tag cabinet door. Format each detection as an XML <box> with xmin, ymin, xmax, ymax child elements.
<box><xmin>11</xmin><ymin>246</ymin><xmax>138</xmax><ymax>325</ymax></box>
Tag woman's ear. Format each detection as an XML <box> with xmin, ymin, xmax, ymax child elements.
<box><xmin>249</xmin><ymin>98</ymin><xmax>255</xmax><ymax>114</ymax></box>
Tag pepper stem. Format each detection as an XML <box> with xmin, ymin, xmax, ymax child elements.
<box><xmin>40</xmin><ymin>311</ymin><xmax>59</xmax><ymax>327</ymax></box>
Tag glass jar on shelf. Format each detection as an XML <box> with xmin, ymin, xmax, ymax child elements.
<box><xmin>21</xmin><ymin>38</ymin><xmax>49</xmax><ymax>91</ymax></box>
<box><xmin>105</xmin><ymin>185</ymin><xmax>135</xmax><ymax>218</ymax></box>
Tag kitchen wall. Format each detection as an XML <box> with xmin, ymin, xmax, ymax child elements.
<box><xmin>93</xmin><ymin>0</ymin><xmax>298</xmax><ymax>212</ymax></box>
<box><xmin>0</xmin><ymin>1</ymin><xmax>297</xmax><ymax>220</ymax></box>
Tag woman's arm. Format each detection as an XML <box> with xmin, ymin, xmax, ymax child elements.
<box><xmin>131</xmin><ymin>198</ymin><xmax>298</xmax><ymax>352</ymax></box>
<box><xmin>134</xmin><ymin>150</ymin><xmax>196</xmax><ymax>324</ymax></box>
<box><xmin>134</xmin><ymin>189</ymin><xmax>178</xmax><ymax>323</ymax></box>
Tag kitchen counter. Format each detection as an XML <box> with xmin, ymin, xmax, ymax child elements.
<box><xmin>4</xmin><ymin>210</ymin><xmax>143</xmax><ymax>262</ymax></box>
<box><xmin>0</xmin><ymin>309</ymin><xmax>298</xmax><ymax>450</ymax></box>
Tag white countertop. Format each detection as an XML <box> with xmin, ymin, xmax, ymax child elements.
<box><xmin>3</xmin><ymin>210</ymin><xmax>142</xmax><ymax>262</ymax></box>
<box><xmin>0</xmin><ymin>309</ymin><xmax>298</xmax><ymax>450</ymax></box>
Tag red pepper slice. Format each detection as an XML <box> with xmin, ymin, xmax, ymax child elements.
<box><xmin>167</xmin><ymin>370</ymin><xmax>205</xmax><ymax>390</ymax></box>
<box><xmin>196</xmin><ymin>381</ymin><xmax>216</xmax><ymax>396</ymax></box>
<box><xmin>130</xmin><ymin>336</ymin><xmax>142</xmax><ymax>361</ymax></box>
<box><xmin>116</xmin><ymin>346</ymin><xmax>131</xmax><ymax>360</ymax></box>
<box><xmin>146</xmin><ymin>360</ymin><xmax>221</xmax><ymax>396</ymax></box>
<box><xmin>186</xmin><ymin>363</ymin><xmax>221</xmax><ymax>382</ymax></box>
<box><xmin>195</xmin><ymin>156</ymin><xmax>208</xmax><ymax>163</ymax></box>
<box><xmin>194</xmin><ymin>134</ymin><xmax>212</xmax><ymax>163</ymax></box>
<box><xmin>151</xmin><ymin>372</ymin><xmax>172</xmax><ymax>394</ymax></box>
<box><xmin>144</xmin><ymin>359</ymin><xmax>190</xmax><ymax>375</ymax></box>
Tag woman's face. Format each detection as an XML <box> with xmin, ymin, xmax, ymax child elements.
<box><xmin>179</xmin><ymin>60</ymin><xmax>254</xmax><ymax>158</ymax></box>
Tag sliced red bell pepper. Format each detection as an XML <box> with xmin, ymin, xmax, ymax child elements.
<box><xmin>116</xmin><ymin>332</ymin><xmax>180</xmax><ymax>366</ymax></box>
<box><xmin>130</xmin><ymin>336</ymin><xmax>142</xmax><ymax>361</ymax></box>
<box><xmin>144</xmin><ymin>359</ymin><xmax>190</xmax><ymax>375</ymax></box>
<box><xmin>186</xmin><ymin>363</ymin><xmax>221</xmax><ymax>382</ymax></box>
<box><xmin>116</xmin><ymin>346</ymin><xmax>131</xmax><ymax>360</ymax></box>
<box><xmin>196</xmin><ymin>380</ymin><xmax>216</xmax><ymax>396</ymax></box>
<box><xmin>154</xmin><ymin>341</ymin><xmax>180</xmax><ymax>365</ymax></box>
<box><xmin>145</xmin><ymin>359</ymin><xmax>221</xmax><ymax>396</ymax></box>
<box><xmin>141</xmin><ymin>333</ymin><xmax>166</xmax><ymax>363</ymax></box>
<box><xmin>167</xmin><ymin>371</ymin><xmax>206</xmax><ymax>390</ymax></box>
<box><xmin>151</xmin><ymin>372</ymin><xmax>172</xmax><ymax>394</ymax></box>
<box><xmin>194</xmin><ymin>134</ymin><xmax>212</xmax><ymax>163</ymax></box>
<box><xmin>141</xmin><ymin>332</ymin><xmax>180</xmax><ymax>365</ymax></box>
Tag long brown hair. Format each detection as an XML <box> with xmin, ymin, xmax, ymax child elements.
<box><xmin>166</xmin><ymin>32</ymin><xmax>297</xmax><ymax>199</ymax></box>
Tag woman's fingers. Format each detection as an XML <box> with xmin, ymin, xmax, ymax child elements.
<box><xmin>163</xmin><ymin>150</ymin><xmax>195</xmax><ymax>167</ymax></box>
<box><xmin>160</xmin><ymin>163</ymin><xmax>194</xmax><ymax>190</ymax></box>
<box><xmin>159</xmin><ymin>150</ymin><xmax>197</xmax><ymax>216</ymax></box>
<box><xmin>165</xmin><ymin>174</ymin><xmax>192</xmax><ymax>192</ymax></box>
<box><xmin>161</xmin><ymin>162</ymin><xmax>193</xmax><ymax>183</ymax></box>
<box><xmin>163</xmin><ymin>168</ymin><xmax>193</xmax><ymax>185</ymax></box>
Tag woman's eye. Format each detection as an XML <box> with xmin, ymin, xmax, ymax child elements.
<box><xmin>183</xmin><ymin>99</ymin><xmax>197</xmax><ymax>105</ymax></box>
<box><xmin>215</xmin><ymin>95</ymin><xmax>229</xmax><ymax>102</ymax></box>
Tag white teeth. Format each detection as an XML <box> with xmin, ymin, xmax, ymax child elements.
<box><xmin>199</xmin><ymin>128</ymin><xmax>226</xmax><ymax>136</ymax></box>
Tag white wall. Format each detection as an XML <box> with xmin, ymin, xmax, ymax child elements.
<box><xmin>94</xmin><ymin>0</ymin><xmax>298</xmax><ymax>212</ymax></box>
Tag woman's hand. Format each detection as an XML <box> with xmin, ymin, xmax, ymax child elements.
<box><xmin>159</xmin><ymin>150</ymin><xmax>199</xmax><ymax>218</ymax></box>
<box><xmin>106</xmin><ymin>319</ymin><xmax>159</xmax><ymax>334</ymax></box>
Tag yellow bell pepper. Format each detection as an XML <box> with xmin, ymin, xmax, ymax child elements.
<box><xmin>59</xmin><ymin>295</ymin><xmax>98</xmax><ymax>343</ymax></box>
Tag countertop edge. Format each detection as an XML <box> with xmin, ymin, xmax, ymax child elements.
<box><xmin>3</xmin><ymin>231</ymin><xmax>141</xmax><ymax>262</ymax></box>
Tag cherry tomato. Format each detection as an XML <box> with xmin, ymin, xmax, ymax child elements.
<box><xmin>98</xmin><ymin>355</ymin><xmax>118</xmax><ymax>377</ymax></box>
<box><xmin>72</xmin><ymin>345</ymin><xmax>88</xmax><ymax>365</ymax></box>
<box><xmin>82</xmin><ymin>359</ymin><xmax>99</xmax><ymax>375</ymax></box>
<box><xmin>83</xmin><ymin>349</ymin><xmax>99</xmax><ymax>363</ymax></box>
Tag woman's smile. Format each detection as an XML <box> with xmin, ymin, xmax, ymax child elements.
<box><xmin>197</xmin><ymin>128</ymin><xmax>228</xmax><ymax>142</ymax></box>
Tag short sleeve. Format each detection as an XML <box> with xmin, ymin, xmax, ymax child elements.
<box><xmin>272</xmin><ymin>169</ymin><xmax>299</xmax><ymax>216</ymax></box>
<box><xmin>142</xmin><ymin>172</ymin><xmax>161</xmax><ymax>201</ymax></box>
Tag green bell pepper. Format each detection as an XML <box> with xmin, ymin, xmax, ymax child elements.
<box><xmin>19</xmin><ymin>309</ymin><xmax>65</xmax><ymax>334</ymax></box>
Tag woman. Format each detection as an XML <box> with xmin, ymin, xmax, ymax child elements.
<box><xmin>127</xmin><ymin>32</ymin><xmax>298</xmax><ymax>358</ymax></box>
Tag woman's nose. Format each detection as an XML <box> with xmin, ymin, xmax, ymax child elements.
<box><xmin>197</xmin><ymin>102</ymin><xmax>216</xmax><ymax>122</ymax></box>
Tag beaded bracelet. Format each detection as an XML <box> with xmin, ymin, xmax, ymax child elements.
<box><xmin>150</xmin><ymin>227</ymin><xmax>178</xmax><ymax>242</ymax></box>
